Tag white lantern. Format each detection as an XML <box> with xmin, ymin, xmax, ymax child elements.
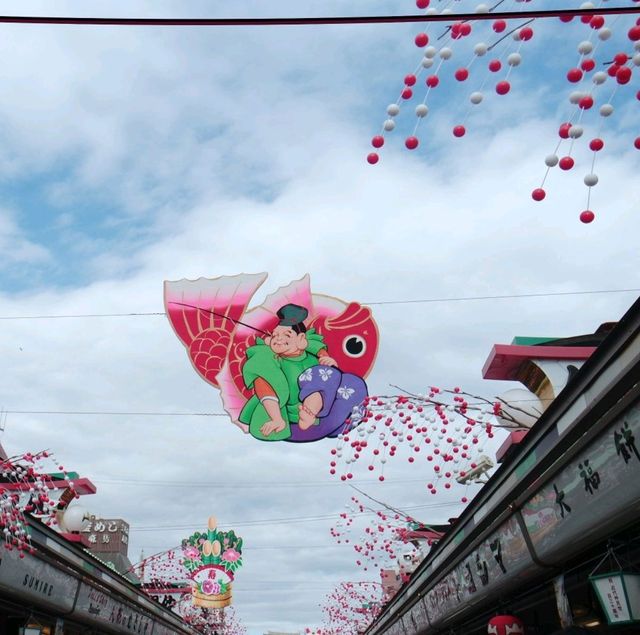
<box><xmin>60</xmin><ymin>505</ymin><xmax>90</xmax><ymax>533</ymax></box>
<box><xmin>496</xmin><ymin>388</ymin><xmax>544</xmax><ymax>428</ymax></box>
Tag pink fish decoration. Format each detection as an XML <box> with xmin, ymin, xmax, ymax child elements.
<box><xmin>164</xmin><ymin>273</ymin><xmax>379</xmax><ymax>431</ymax></box>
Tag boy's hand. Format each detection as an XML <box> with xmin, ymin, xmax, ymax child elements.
<box><xmin>261</xmin><ymin>419</ymin><xmax>286</xmax><ymax>436</ymax></box>
<box><xmin>319</xmin><ymin>356</ymin><xmax>338</xmax><ymax>367</ymax></box>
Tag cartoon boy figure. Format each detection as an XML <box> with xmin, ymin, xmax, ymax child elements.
<box><xmin>238</xmin><ymin>304</ymin><xmax>367</xmax><ymax>442</ymax></box>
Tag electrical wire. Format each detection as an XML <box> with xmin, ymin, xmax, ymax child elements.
<box><xmin>0</xmin><ymin>7</ymin><xmax>638</xmax><ymax>27</ymax></box>
<box><xmin>0</xmin><ymin>287</ymin><xmax>637</xmax><ymax>320</ymax></box>
<box><xmin>130</xmin><ymin>502</ymin><xmax>461</xmax><ymax>531</ymax></box>
<box><xmin>94</xmin><ymin>476</ymin><xmax>431</xmax><ymax>489</ymax></box>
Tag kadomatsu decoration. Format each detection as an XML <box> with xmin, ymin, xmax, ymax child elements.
<box><xmin>181</xmin><ymin>517</ymin><xmax>243</xmax><ymax>609</ymax></box>
<box><xmin>165</xmin><ymin>273</ymin><xmax>379</xmax><ymax>443</ymax></box>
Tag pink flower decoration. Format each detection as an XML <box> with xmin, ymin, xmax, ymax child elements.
<box><xmin>201</xmin><ymin>579</ymin><xmax>221</xmax><ymax>595</ymax></box>
<box><xmin>222</xmin><ymin>548</ymin><xmax>241</xmax><ymax>562</ymax></box>
<box><xmin>182</xmin><ymin>546</ymin><xmax>200</xmax><ymax>560</ymax></box>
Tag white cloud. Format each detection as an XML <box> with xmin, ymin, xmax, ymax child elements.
<box><xmin>0</xmin><ymin>2</ymin><xmax>639</xmax><ymax>633</ymax></box>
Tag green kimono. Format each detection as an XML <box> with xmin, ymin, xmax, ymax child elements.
<box><xmin>239</xmin><ymin>329</ymin><xmax>326</xmax><ymax>441</ymax></box>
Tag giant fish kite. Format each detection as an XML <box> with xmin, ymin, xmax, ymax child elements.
<box><xmin>164</xmin><ymin>273</ymin><xmax>379</xmax><ymax>443</ymax></box>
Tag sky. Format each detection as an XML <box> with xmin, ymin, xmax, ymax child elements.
<box><xmin>1</xmin><ymin>0</ymin><xmax>639</xmax><ymax>633</ymax></box>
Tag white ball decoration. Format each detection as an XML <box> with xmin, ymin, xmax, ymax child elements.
<box><xmin>440</xmin><ymin>47</ymin><xmax>453</xmax><ymax>60</ymax></box>
<box><xmin>545</xmin><ymin>154</ymin><xmax>559</xmax><ymax>167</ymax></box>
<box><xmin>470</xmin><ymin>91</ymin><xmax>484</xmax><ymax>104</ymax></box>
<box><xmin>569</xmin><ymin>125</ymin><xmax>583</xmax><ymax>139</ymax></box>
<box><xmin>474</xmin><ymin>43</ymin><xmax>488</xmax><ymax>56</ymax></box>
<box><xmin>632</xmin><ymin>53</ymin><xmax>640</xmax><ymax>67</ymax></box>
<box><xmin>584</xmin><ymin>173</ymin><xmax>599</xmax><ymax>187</ymax></box>
<box><xmin>475</xmin><ymin>4</ymin><xmax>490</xmax><ymax>12</ymax></box>
<box><xmin>600</xmin><ymin>103</ymin><xmax>614</xmax><ymax>117</ymax></box>
<box><xmin>577</xmin><ymin>41</ymin><xmax>594</xmax><ymax>55</ymax></box>
<box><xmin>513</xmin><ymin>30</ymin><xmax>521</xmax><ymax>41</ymax></box>
<box><xmin>579</xmin><ymin>1</ymin><xmax>595</xmax><ymax>9</ymax></box>
<box><xmin>569</xmin><ymin>91</ymin><xmax>585</xmax><ymax>104</ymax></box>
<box><xmin>426</xmin><ymin>8</ymin><xmax>438</xmax><ymax>15</ymax></box>
<box><xmin>592</xmin><ymin>71</ymin><xmax>607</xmax><ymax>85</ymax></box>
<box><xmin>415</xmin><ymin>104</ymin><xmax>429</xmax><ymax>117</ymax></box>
<box><xmin>387</xmin><ymin>104</ymin><xmax>400</xmax><ymax>116</ymax></box>
<box><xmin>598</xmin><ymin>27</ymin><xmax>612</xmax><ymax>41</ymax></box>
<box><xmin>507</xmin><ymin>53</ymin><xmax>522</xmax><ymax>67</ymax></box>
<box><xmin>383</xmin><ymin>119</ymin><xmax>396</xmax><ymax>131</ymax></box>
<box><xmin>424</xmin><ymin>46</ymin><xmax>437</xmax><ymax>59</ymax></box>
<box><xmin>422</xmin><ymin>58</ymin><xmax>434</xmax><ymax>69</ymax></box>
<box><xmin>635</xmin><ymin>41</ymin><xmax>640</xmax><ymax>53</ymax></box>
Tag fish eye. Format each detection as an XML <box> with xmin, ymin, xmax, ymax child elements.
<box><xmin>343</xmin><ymin>335</ymin><xmax>366</xmax><ymax>358</ymax></box>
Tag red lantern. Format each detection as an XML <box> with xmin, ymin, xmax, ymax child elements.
<box><xmin>488</xmin><ymin>615</ymin><xmax>524</xmax><ymax>635</ymax></box>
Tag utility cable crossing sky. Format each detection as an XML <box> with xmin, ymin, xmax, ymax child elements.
<box><xmin>0</xmin><ymin>6</ymin><xmax>638</xmax><ymax>27</ymax></box>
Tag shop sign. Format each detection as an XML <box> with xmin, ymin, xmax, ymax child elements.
<box><xmin>0</xmin><ymin>546</ymin><xmax>78</xmax><ymax>611</ymax></box>
<box><xmin>73</xmin><ymin>582</ymin><xmax>153</xmax><ymax>634</ymax></box>
<box><xmin>425</xmin><ymin>514</ymin><xmax>535</xmax><ymax>627</ymax></box>
<box><xmin>521</xmin><ymin>401</ymin><xmax>640</xmax><ymax>562</ymax></box>
<box><xmin>82</xmin><ymin>518</ymin><xmax>130</xmax><ymax>554</ymax></box>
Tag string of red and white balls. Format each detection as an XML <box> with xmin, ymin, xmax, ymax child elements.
<box><xmin>531</xmin><ymin>10</ymin><xmax>640</xmax><ymax>223</ymax></box>
<box><xmin>328</xmin><ymin>387</ymin><xmax>510</xmax><ymax>497</ymax></box>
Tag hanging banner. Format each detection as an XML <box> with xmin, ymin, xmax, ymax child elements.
<box><xmin>165</xmin><ymin>273</ymin><xmax>379</xmax><ymax>442</ymax></box>
<box><xmin>181</xmin><ymin>516</ymin><xmax>243</xmax><ymax>609</ymax></box>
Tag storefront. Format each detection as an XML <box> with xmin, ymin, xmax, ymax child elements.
<box><xmin>0</xmin><ymin>514</ymin><xmax>198</xmax><ymax>635</ymax></box>
<box><xmin>366</xmin><ymin>298</ymin><xmax>640</xmax><ymax>635</ymax></box>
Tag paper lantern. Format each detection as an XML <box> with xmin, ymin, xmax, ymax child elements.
<box><xmin>488</xmin><ymin>615</ymin><xmax>524</xmax><ymax>635</ymax></box>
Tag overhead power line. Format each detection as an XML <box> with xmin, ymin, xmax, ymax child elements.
<box><xmin>0</xmin><ymin>7</ymin><xmax>638</xmax><ymax>28</ymax></box>
<box><xmin>94</xmin><ymin>476</ymin><xmax>430</xmax><ymax>489</ymax></box>
<box><xmin>130</xmin><ymin>501</ymin><xmax>460</xmax><ymax>531</ymax></box>
<box><xmin>0</xmin><ymin>287</ymin><xmax>636</xmax><ymax>320</ymax></box>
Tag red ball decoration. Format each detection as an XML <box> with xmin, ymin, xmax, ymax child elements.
<box><xmin>531</xmin><ymin>188</ymin><xmax>546</xmax><ymax>201</ymax></box>
<box><xmin>614</xmin><ymin>52</ymin><xmax>629</xmax><ymax>66</ymax></box>
<box><xmin>371</xmin><ymin>135</ymin><xmax>384</xmax><ymax>148</ymax></box>
<box><xmin>405</xmin><ymin>136</ymin><xmax>419</xmax><ymax>150</ymax></box>
<box><xmin>629</xmin><ymin>25</ymin><xmax>640</xmax><ymax>41</ymax></box>
<box><xmin>608</xmin><ymin>64</ymin><xmax>621</xmax><ymax>77</ymax></box>
<box><xmin>616</xmin><ymin>66</ymin><xmax>632</xmax><ymax>85</ymax></box>
<box><xmin>488</xmin><ymin>59</ymin><xmax>502</xmax><ymax>72</ymax></box>
<box><xmin>416</xmin><ymin>0</ymin><xmax>430</xmax><ymax>8</ymax></box>
<box><xmin>559</xmin><ymin>15</ymin><xmax>574</xmax><ymax>23</ymax></box>
<box><xmin>367</xmin><ymin>153</ymin><xmax>380</xmax><ymax>165</ymax></box>
<box><xmin>567</xmin><ymin>67</ymin><xmax>583</xmax><ymax>83</ymax></box>
<box><xmin>401</xmin><ymin>87</ymin><xmax>413</xmax><ymax>99</ymax></box>
<box><xmin>426</xmin><ymin>75</ymin><xmax>439</xmax><ymax>88</ymax></box>
<box><xmin>404</xmin><ymin>74</ymin><xmax>417</xmax><ymax>86</ymax></box>
<box><xmin>559</xmin><ymin>122</ymin><xmax>571</xmax><ymax>139</ymax></box>
<box><xmin>460</xmin><ymin>23</ymin><xmax>471</xmax><ymax>36</ymax></box>
<box><xmin>559</xmin><ymin>156</ymin><xmax>575</xmax><ymax>170</ymax></box>
<box><xmin>496</xmin><ymin>80</ymin><xmax>511</xmax><ymax>95</ymax></box>
<box><xmin>634</xmin><ymin>137</ymin><xmax>640</xmax><ymax>150</ymax></box>
<box><xmin>493</xmin><ymin>19</ymin><xmax>506</xmax><ymax>33</ymax></box>
<box><xmin>455</xmin><ymin>68</ymin><xmax>469</xmax><ymax>81</ymax></box>
<box><xmin>519</xmin><ymin>26</ymin><xmax>533</xmax><ymax>41</ymax></box>
<box><xmin>589</xmin><ymin>138</ymin><xmax>604</xmax><ymax>151</ymax></box>
<box><xmin>580</xmin><ymin>210</ymin><xmax>595</xmax><ymax>223</ymax></box>
<box><xmin>581</xmin><ymin>58</ymin><xmax>596</xmax><ymax>72</ymax></box>
<box><xmin>579</xmin><ymin>95</ymin><xmax>594</xmax><ymax>110</ymax></box>
<box><xmin>589</xmin><ymin>15</ymin><xmax>605</xmax><ymax>29</ymax></box>
<box><xmin>453</xmin><ymin>125</ymin><xmax>466</xmax><ymax>138</ymax></box>
<box><xmin>415</xmin><ymin>33</ymin><xmax>429</xmax><ymax>47</ymax></box>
